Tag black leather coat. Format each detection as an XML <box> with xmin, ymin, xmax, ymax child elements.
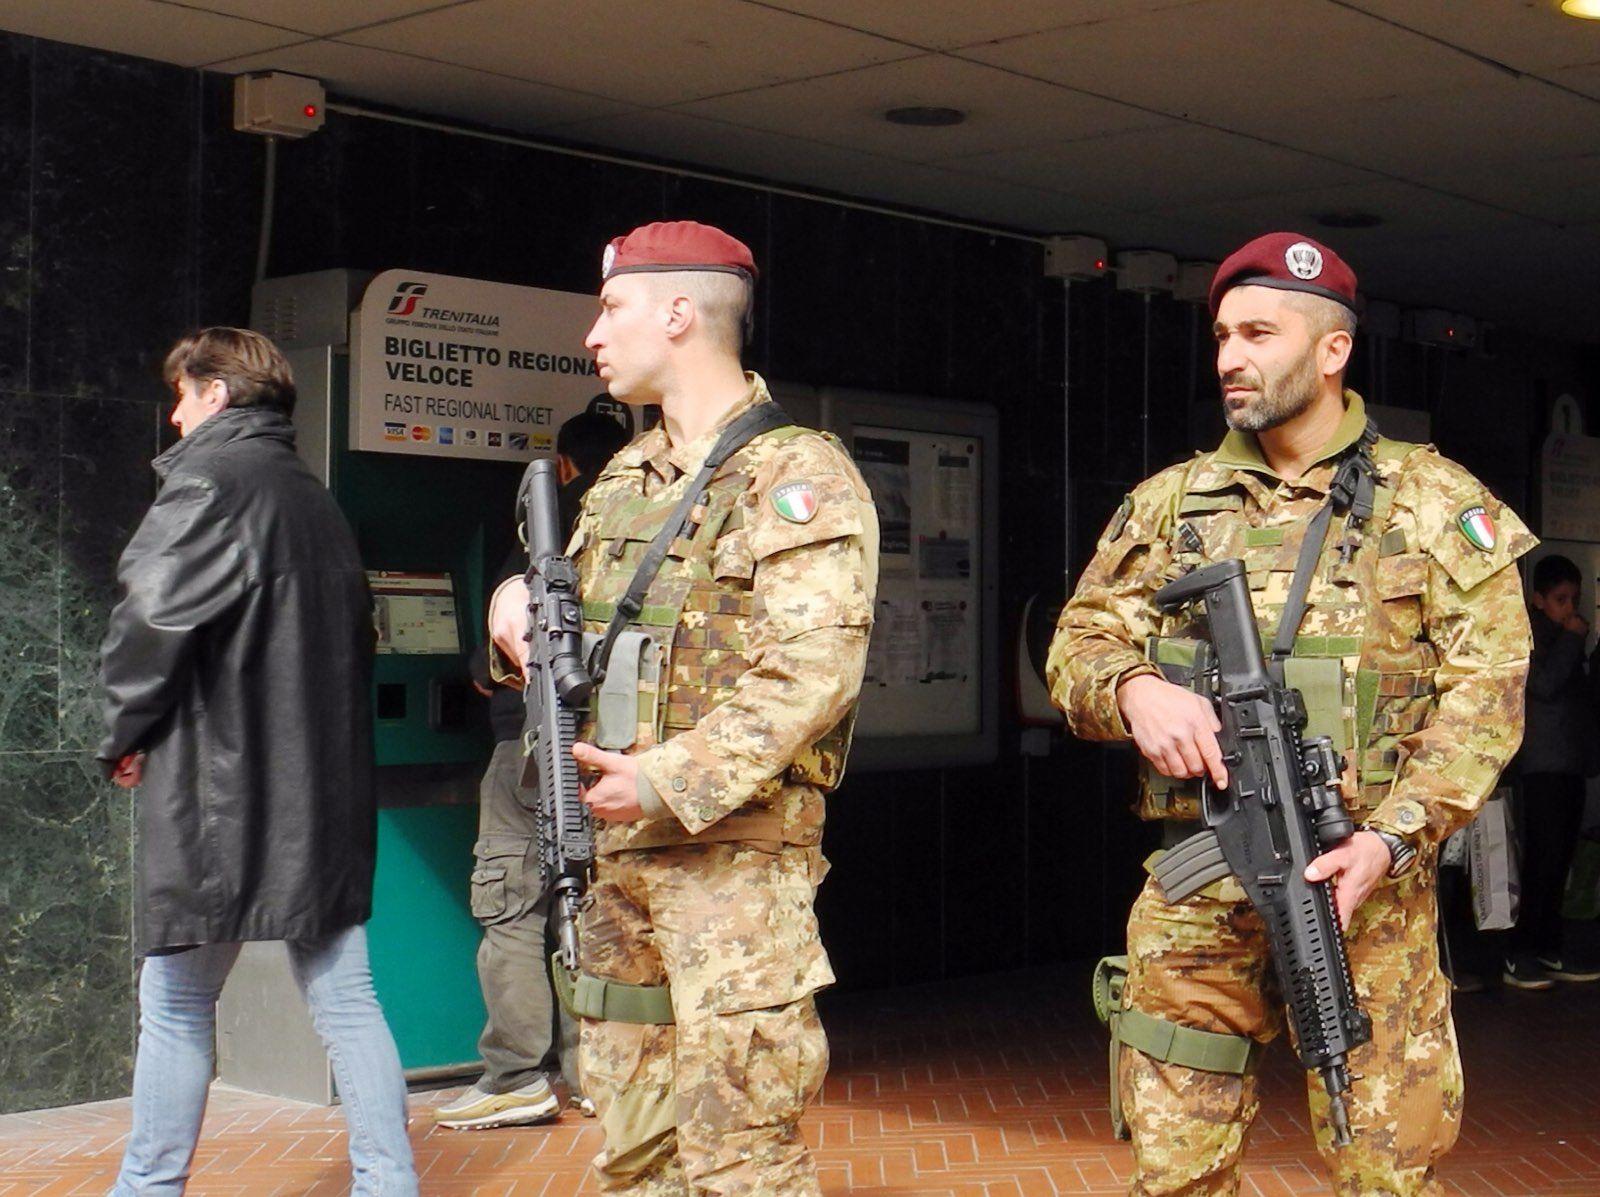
<box><xmin>98</xmin><ymin>407</ymin><xmax>376</xmax><ymax>955</ymax></box>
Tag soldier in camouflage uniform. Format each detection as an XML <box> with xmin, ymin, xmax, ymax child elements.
<box><xmin>491</xmin><ymin>221</ymin><xmax>877</xmax><ymax>1195</ymax></box>
<box><xmin>1049</xmin><ymin>233</ymin><xmax>1533</xmax><ymax>1196</ymax></box>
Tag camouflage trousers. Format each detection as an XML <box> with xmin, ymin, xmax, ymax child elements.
<box><xmin>579</xmin><ymin>843</ymin><xmax>834</xmax><ymax>1196</ymax></box>
<box><xmin>1119</xmin><ymin>866</ymin><xmax>1462</xmax><ymax>1196</ymax></box>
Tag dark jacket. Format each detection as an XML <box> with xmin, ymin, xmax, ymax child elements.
<box><xmin>98</xmin><ymin>407</ymin><xmax>376</xmax><ymax>955</ymax></box>
<box><xmin>1519</xmin><ymin>607</ymin><xmax>1593</xmax><ymax>777</ymax></box>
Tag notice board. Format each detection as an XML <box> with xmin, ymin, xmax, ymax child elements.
<box><xmin>808</xmin><ymin>387</ymin><xmax>999</xmax><ymax>771</ymax></box>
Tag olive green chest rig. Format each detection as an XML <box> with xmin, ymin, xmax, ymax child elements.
<box><xmin>1141</xmin><ymin>423</ymin><xmax>1424</xmax><ymax>819</ymax></box>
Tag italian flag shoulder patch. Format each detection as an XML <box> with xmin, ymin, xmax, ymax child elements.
<box><xmin>1457</xmin><ymin>503</ymin><xmax>1496</xmax><ymax>552</ymax></box>
<box><xmin>771</xmin><ymin>480</ymin><xmax>818</xmax><ymax>523</ymax></box>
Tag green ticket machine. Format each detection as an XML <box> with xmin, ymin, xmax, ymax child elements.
<box><xmin>217</xmin><ymin>268</ymin><xmax>611</xmax><ymax>1099</ymax></box>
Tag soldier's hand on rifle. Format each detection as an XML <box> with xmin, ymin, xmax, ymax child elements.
<box><xmin>572</xmin><ymin>742</ymin><xmax>646</xmax><ymax>822</ymax></box>
<box><xmin>1305</xmin><ymin>831</ymin><xmax>1391</xmax><ymax>927</ymax></box>
<box><xmin>489</xmin><ymin>577</ymin><xmax>532</xmax><ymax>675</ymax></box>
<box><xmin>1116</xmin><ymin>673</ymin><xmax>1230</xmax><ymax>789</ymax></box>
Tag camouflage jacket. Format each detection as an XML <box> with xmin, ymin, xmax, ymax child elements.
<box><xmin>1047</xmin><ymin>391</ymin><xmax>1534</xmax><ymax>850</ymax></box>
<box><xmin>572</xmin><ymin>375</ymin><xmax>878</xmax><ymax>854</ymax></box>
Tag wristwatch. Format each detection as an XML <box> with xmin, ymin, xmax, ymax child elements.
<box><xmin>1369</xmin><ymin>828</ymin><xmax>1419</xmax><ymax>879</ymax></box>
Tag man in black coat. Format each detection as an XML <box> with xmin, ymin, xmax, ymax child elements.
<box><xmin>99</xmin><ymin>328</ymin><xmax>417</xmax><ymax>1197</ymax></box>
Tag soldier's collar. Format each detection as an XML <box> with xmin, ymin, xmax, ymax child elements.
<box><xmin>663</xmin><ymin>372</ymin><xmax>767</xmax><ymax>477</ymax></box>
<box><xmin>1212</xmin><ymin>389</ymin><xmax>1369</xmax><ymax>487</ymax></box>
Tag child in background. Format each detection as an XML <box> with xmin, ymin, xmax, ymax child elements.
<box><xmin>1503</xmin><ymin>553</ymin><xmax>1600</xmax><ymax>989</ymax></box>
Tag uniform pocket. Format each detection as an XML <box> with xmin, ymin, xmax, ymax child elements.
<box><xmin>1376</xmin><ymin>553</ymin><xmax>1428</xmax><ymax>642</ymax></box>
<box><xmin>470</xmin><ymin>834</ymin><xmax>536</xmax><ymax>926</ymax></box>
<box><xmin>705</xmin><ymin>1001</ymin><xmax>827</xmax><ymax>1130</ymax></box>
<box><xmin>1393</xmin><ymin>994</ymin><xmax>1462</xmax><ymax>1166</ymax></box>
<box><xmin>712</xmin><ymin>530</ymin><xmax>755</xmax><ymax>583</ymax></box>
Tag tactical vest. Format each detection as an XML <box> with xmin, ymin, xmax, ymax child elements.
<box><xmin>1139</xmin><ymin>434</ymin><xmax>1436</xmax><ymax>823</ymax></box>
<box><xmin>576</xmin><ymin>425</ymin><xmax>856</xmax><ymax>851</ymax></box>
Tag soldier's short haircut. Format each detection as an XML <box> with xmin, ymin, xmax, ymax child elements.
<box><xmin>1533</xmin><ymin>553</ymin><xmax>1581</xmax><ymax>595</ymax></box>
<box><xmin>557</xmin><ymin>409</ymin><xmax>630</xmax><ymax>477</ymax></box>
<box><xmin>647</xmin><ymin>270</ymin><xmax>751</xmax><ymax>356</ymax></box>
<box><xmin>1285</xmin><ymin>291</ymin><xmax>1356</xmax><ymax>341</ymax></box>
<box><xmin>164</xmin><ymin>327</ymin><xmax>297</xmax><ymax>415</ymax></box>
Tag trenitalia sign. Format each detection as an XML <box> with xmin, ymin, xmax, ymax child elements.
<box><xmin>350</xmin><ymin>269</ymin><xmax>617</xmax><ymax>463</ymax></box>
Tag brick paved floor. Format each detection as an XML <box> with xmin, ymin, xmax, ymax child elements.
<box><xmin>2</xmin><ymin>965</ymin><xmax>1596</xmax><ymax>1195</ymax></box>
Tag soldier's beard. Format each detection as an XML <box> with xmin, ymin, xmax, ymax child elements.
<box><xmin>1221</xmin><ymin>348</ymin><xmax>1320</xmax><ymax>432</ymax></box>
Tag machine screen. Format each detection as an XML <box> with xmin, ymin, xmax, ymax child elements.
<box><xmin>367</xmin><ymin>570</ymin><xmax>461</xmax><ymax>655</ymax></box>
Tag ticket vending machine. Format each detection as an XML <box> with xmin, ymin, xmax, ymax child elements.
<box><xmin>218</xmin><ymin>269</ymin><xmax>593</xmax><ymax>1098</ymax></box>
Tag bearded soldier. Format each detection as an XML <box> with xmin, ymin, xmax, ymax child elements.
<box><xmin>489</xmin><ymin>221</ymin><xmax>877</xmax><ymax>1195</ymax></box>
<box><xmin>1050</xmin><ymin>233</ymin><xmax>1533</xmax><ymax>1195</ymax></box>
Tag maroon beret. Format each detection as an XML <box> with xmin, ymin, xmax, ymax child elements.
<box><xmin>602</xmin><ymin>221</ymin><xmax>758</xmax><ymax>283</ymax></box>
<box><xmin>1209</xmin><ymin>232</ymin><xmax>1358</xmax><ymax>317</ymax></box>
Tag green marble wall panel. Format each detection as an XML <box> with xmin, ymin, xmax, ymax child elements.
<box><xmin>0</xmin><ymin>753</ymin><xmax>134</xmax><ymax>1111</ymax></box>
<box><xmin>0</xmin><ymin>29</ymin><xmax>184</xmax><ymax>1114</ymax></box>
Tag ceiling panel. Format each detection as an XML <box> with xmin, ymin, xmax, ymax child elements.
<box><xmin>185</xmin><ymin>0</ymin><xmax>461</xmax><ymax>38</ymax></box>
<box><xmin>1333</xmin><ymin>0</ymin><xmax>1600</xmax><ymax>72</ymax></box>
<box><xmin>341</xmin><ymin>0</ymin><xmax>913</xmax><ymax>108</ymax></box>
<box><xmin>1237</xmin><ymin>79</ymin><xmax>1600</xmax><ymax>189</ymax></box>
<box><xmin>546</xmin><ymin>108</ymin><xmax>912</xmax><ymax>197</ymax></box>
<box><xmin>676</xmin><ymin>54</ymin><xmax>1168</xmax><ymax>164</ymax></box>
<box><xmin>1551</xmin><ymin>60</ymin><xmax>1600</xmax><ymax>102</ymax></box>
<box><xmin>746</xmin><ymin>0</ymin><xmax>1205</xmax><ymax>52</ymax></box>
<box><xmin>1153</xmin><ymin>179</ymin><xmax>1538</xmax><ymax>248</ymax></box>
<box><xmin>958</xmin><ymin>0</ymin><xmax>1495</xmax><ymax>127</ymax></box>
<box><xmin>956</xmin><ymin>125</ymin><xmax>1374</xmax><ymax>213</ymax></box>
<box><xmin>217</xmin><ymin>39</ymin><xmax>631</xmax><ymax>129</ymax></box>
<box><xmin>1394</xmin><ymin>152</ymin><xmax>1600</xmax><ymax>227</ymax></box>
<box><xmin>807</xmin><ymin>159</ymin><xmax>1129</xmax><ymax>232</ymax></box>
<box><xmin>0</xmin><ymin>0</ymin><xmax>297</xmax><ymax>68</ymax></box>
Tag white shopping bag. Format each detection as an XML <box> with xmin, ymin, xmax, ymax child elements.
<box><xmin>1467</xmin><ymin>787</ymin><xmax>1520</xmax><ymax>932</ymax></box>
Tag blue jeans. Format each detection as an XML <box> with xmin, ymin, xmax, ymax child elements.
<box><xmin>110</xmin><ymin>924</ymin><xmax>418</xmax><ymax>1197</ymax></box>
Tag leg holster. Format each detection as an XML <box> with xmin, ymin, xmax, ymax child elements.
<box><xmin>1092</xmin><ymin>956</ymin><xmax>1258</xmax><ymax>1141</ymax></box>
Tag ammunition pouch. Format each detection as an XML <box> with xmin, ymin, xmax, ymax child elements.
<box><xmin>583</xmin><ymin>630</ymin><xmax>661</xmax><ymax>752</ymax></box>
<box><xmin>1093</xmin><ymin>955</ymin><xmax>1258</xmax><ymax>1142</ymax></box>
<box><xmin>552</xmin><ymin>953</ymin><xmax>676</xmax><ymax>1025</ymax></box>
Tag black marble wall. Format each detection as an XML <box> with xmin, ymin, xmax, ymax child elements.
<box><xmin>1</xmin><ymin>27</ymin><xmax>1594</xmax><ymax>1112</ymax></box>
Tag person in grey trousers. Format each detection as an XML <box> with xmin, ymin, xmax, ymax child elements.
<box><xmin>434</xmin><ymin>410</ymin><xmax>628</xmax><ymax>1130</ymax></box>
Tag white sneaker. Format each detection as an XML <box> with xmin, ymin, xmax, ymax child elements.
<box><xmin>433</xmin><ymin>1077</ymin><xmax>561</xmax><ymax>1130</ymax></box>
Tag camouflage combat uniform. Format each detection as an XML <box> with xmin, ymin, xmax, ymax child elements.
<box><xmin>570</xmin><ymin>374</ymin><xmax>878</xmax><ymax>1195</ymax></box>
<box><xmin>1048</xmin><ymin>392</ymin><xmax>1533</xmax><ymax>1196</ymax></box>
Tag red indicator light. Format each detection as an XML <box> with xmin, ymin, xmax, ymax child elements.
<box><xmin>1446</xmin><ymin>327</ymin><xmax>1455</xmax><ymax>337</ymax></box>
<box><xmin>303</xmin><ymin>104</ymin><xmax>319</xmax><ymax>118</ymax></box>
<box><xmin>1095</xmin><ymin>259</ymin><xmax>1105</xmax><ymax>269</ymax></box>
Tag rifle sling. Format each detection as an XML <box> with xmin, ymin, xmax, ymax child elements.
<box><xmin>589</xmin><ymin>401</ymin><xmax>791</xmax><ymax>684</ymax></box>
<box><xmin>1267</xmin><ymin>423</ymin><xmax>1380</xmax><ymax>682</ymax></box>
<box><xmin>1269</xmin><ymin>500</ymin><xmax>1334</xmax><ymax>681</ymax></box>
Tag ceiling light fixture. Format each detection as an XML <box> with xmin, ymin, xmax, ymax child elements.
<box><xmin>884</xmin><ymin>106</ymin><xmax>967</xmax><ymax>127</ymax></box>
<box><xmin>1315</xmin><ymin>210</ymin><xmax>1384</xmax><ymax>229</ymax></box>
<box><xmin>1562</xmin><ymin>0</ymin><xmax>1600</xmax><ymax>17</ymax></box>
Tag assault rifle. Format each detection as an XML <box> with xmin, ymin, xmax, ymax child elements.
<box><xmin>517</xmin><ymin>458</ymin><xmax>594</xmax><ymax>976</ymax></box>
<box><xmin>1153</xmin><ymin>558</ymin><xmax>1372</xmax><ymax>1145</ymax></box>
